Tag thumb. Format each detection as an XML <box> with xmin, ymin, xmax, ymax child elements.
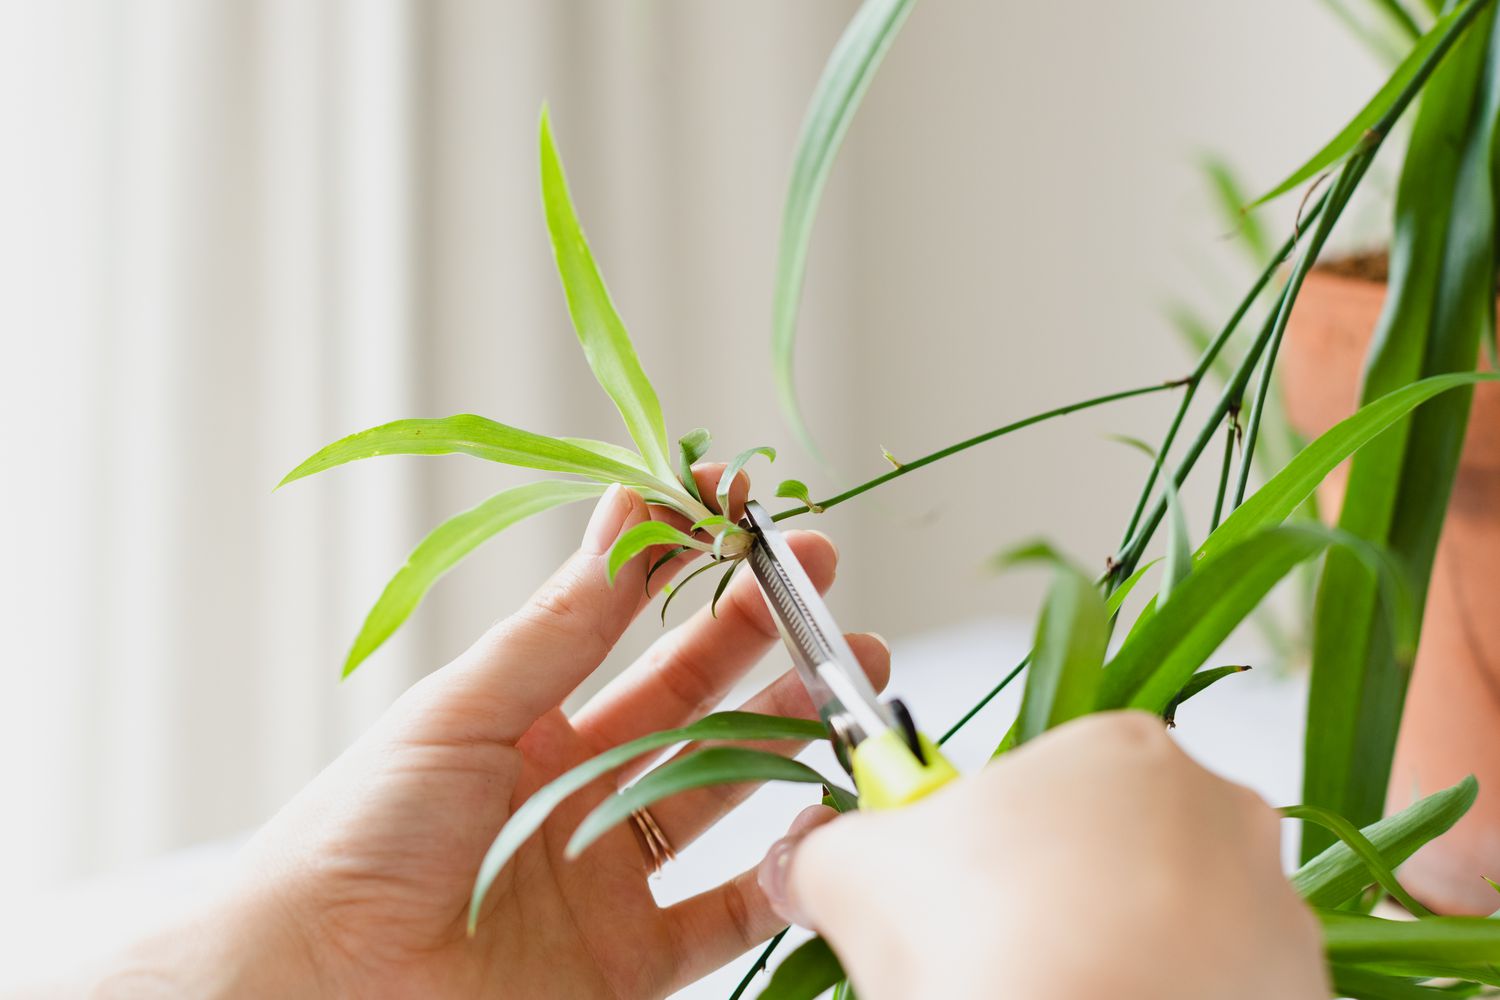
<box><xmin>757</xmin><ymin>804</ymin><xmax>844</xmax><ymax>929</ymax></box>
<box><xmin>428</xmin><ymin>483</ymin><xmax>651</xmax><ymax>741</ymax></box>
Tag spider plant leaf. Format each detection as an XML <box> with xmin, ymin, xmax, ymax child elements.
<box><xmin>343</xmin><ymin>480</ymin><xmax>605</xmax><ymax>677</ymax></box>
<box><xmin>1014</xmin><ymin>553</ymin><xmax>1109</xmax><ymax>744</ymax></box>
<box><xmin>1318</xmin><ymin>911</ymin><xmax>1500</xmax><ymax>983</ymax></box>
<box><xmin>1282</xmin><ymin>804</ymin><xmax>1431</xmax><ymax>915</ymax></box>
<box><xmin>561</xmin><ymin>437</ymin><xmax>650</xmax><ymax>473</ymax></box>
<box><xmin>1249</xmin><ymin>0</ymin><xmax>1488</xmax><ymax>207</ymax></box>
<box><xmin>659</xmin><ymin>561</ymin><xmax>721</xmax><ymax>624</ymax></box>
<box><xmin>822</xmin><ymin>783</ymin><xmax>859</xmax><ymax>813</ymax></box>
<box><xmin>711</xmin><ymin>561</ymin><xmax>739</xmax><ymax>617</ymax></box>
<box><xmin>1329</xmin><ymin>965</ymin><xmax>1469</xmax><ymax>999</ymax></box>
<box><xmin>643</xmin><ymin>545</ymin><xmax>691</xmax><ymax>591</ymax></box>
<box><xmin>712</xmin><ymin>523</ymin><xmax>748</xmax><ymax>561</ymax></box>
<box><xmin>776</xmin><ymin>479</ymin><xmax>824</xmax><ymax>513</ymax></box>
<box><xmin>1200</xmin><ymin>154</ymin><xmax>1271</xmax><ymax>262</ymax></box>
<box><xmin>280</xmin><ymin>415</ymin><xmax>666</xmax><ymax>491</ymax></box>
<box><xmin>1158</xmin><ymin>473</ymin><xmax>1193</xmax><ymax>606</ymax></box>
<box><xmin>1202</xmin><ymin>372</ymin><xmax>1499</xmax><ymax>560</ymax></box>
<box><xmin>469</xmin><ymin>711</ymin><xmax>826</xmax><ymax>931</ymax></box>
<box><xmin>1163</xmin><ymin>664</ymin><xmax>1249</xmax><ymax>727</ymax></box>
<box><xmin>772</xmin><ymin>0</ymin><xmax>916</xmax><ymax>454</ymax></box>
<box><xmin>1098</xmin><ymin>524</ymin><xmax>1403</xmax><ymax>714</ymax></box>
<box><xmin>756</xmin><ymin>936</ymin><xmax>845</xmax><ymax>1000</ymax></box>
<box><xmin>1292</xmin><ymin>775</ymin><xmax>1476</xmax><ymax>908</ymax></box>
<box><xmin>539</xmin><ymin>108</ymin><xmax>673</xmax><ymax>479</ymax></box>
<box><xmin>691</xmin><ymin>514</ymin><xmax>730</xmax><ymax>532</ymax></box>
<box><xmin>567</xmin><ymin>747</ymin><xmax>835</xmax><ymax>858</ymax></box>
<box><xmin>717</xmin><ymin>446</ymin><xmax>776</xmax><ymax>516</ymax></box>
<box><xmin>677</xmin><ymin>428</ymin><xmax>712</xmax><ymax>502</ymax></box>
<box><xmin>607</xmin><ymin>522</ymin><xmax>709</xmax><ymax>583</ymax></box>
<box><xmin>1106</xmin><ymin>559</ymin><xmax>1159</xmax><ymax>618</ymax></box>
<box><xmin>1303</xmin><ymin>11</ymin><xmax>1500</xmax><ymax>859</ymax></box>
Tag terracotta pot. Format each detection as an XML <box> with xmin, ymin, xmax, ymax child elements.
<box><xmin>1281</xmin><ymin>268</ymin><xmax>1500</xmax><ymax>915</ymax></box>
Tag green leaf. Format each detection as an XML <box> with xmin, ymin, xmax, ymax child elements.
<box><xmin>1319</xmin><ymin>911</ymin><xmax>1500</xmax><ymax>982</ymax></box>
<box><xmin>1330</xmin><ymin>965</ymin><xmax>1467</xmax><ymax>1000</ymax></box>
<box><xmin>607</xmin><ymin>521</ymin><xmax>709</xmax><ymax>583</ymax></box>
<box><xmin>756</xmin><ymin>936</ymin><xmax>844</xmax><ymax>1000</ymax></box>
<box><xmin>1282</xmin><ymin>804</ymin><xmax>1431</xmax><ymax>915</ymax></box>
<box><xmin>1163</xmin><ymin>664</ymin><xmax>1249</xmax><ymax>727</ymax></box>
<box><xmin>560</xmin><ymin>437</ymin><xmax>649</xmax><ymax>473</ymax></box>
<box><xmin>1106</xmin><ymin>559</ymin><xmax>1159</xmax><ymax>618</ymax></box>
<box><xmin>1250</xmin><ymin>0</ymin><xmax>1489</xmax><ymax>206</ymax></box>
<box><xmin>567</xmin><ymin>747</ymin><xmax>835</xmax><ymax>858</ymax></box>
<box><xmin>711</xmin><ymin>561</ymin><xmax>739</xmax><ymax>617</ymax></box>
<box><xmin>1158</xmin><ymin>475</ymin><xmax>1193</xmax><ymax>605</ymax></box>
<box><xmin>1200</xmin><ymin>154</ymin><xmax>1271</xmax><ymax>262</ymax></box>
<box><xmin>1292</xmin><ymin>776</ymin><xmax>1477</xmax><ymax>908</ymax></box>
<box><xmin>539</xmin><ymin>108</ymin><xmax>673</xmax><ymax>479</ymax></box>
<box><xmin>678</xmin><ymin>428</ymin><xmax>712</xmax><ymax>502</ymax></box>
<box><xmin>280</xmin><ymin>415</ymin><xmax>669</xmax><ymax>491</ymax></box>
<box><xmin>469</xmin><ymin>712</ymin><xmax>826</xmax><ymax>931</ymax></box>
<box><xmin>1098</xmin><ymin>526</ymin><xmax>1342</xmax><ymax>713</ymax></box>
<box><xmin>1202</xmin><ymin>372</ymin><xmax>1500</xmax><ymax>561</ymax></box>
<box><xmin>776</xmin><ymin>479</ymin><xmax>824</xmax><ymax>513</ymax></box>
<box><xmin>1303</xmin><ymin>9</ymin><xmax>1500</xmax><ymax>859</ymax></box>
<box><xmin>1016</xmin><ymin>559</ymin><xmax>1109</xmax><ymax>744</ymax></box>
<box><xmin>718</xmin><ymin>446</ymin><xmax>777</xmax><ymax>516</ymax></box>
<box><xmin>343</xmin><ymin>480</ymin><xmax>604</xmax><ymax>677</ymax></box>
<box><xmin>772</xmin><ymin>0</ymin><xmax>917</xmax><ymax>454</ymax></box>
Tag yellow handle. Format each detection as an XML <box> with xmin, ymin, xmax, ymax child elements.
<box><xmin>849</xmin><ymin>728</ymin><xmax>960</xmax><ymax>811</ymax></box>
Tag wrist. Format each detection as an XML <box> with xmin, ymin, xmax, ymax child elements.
<box><xmin>91</xmin><ymin>883</ymin><xmax>326</xmax><ymax>999</ymax></box>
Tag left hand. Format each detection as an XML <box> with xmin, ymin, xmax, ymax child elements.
<box><xmin>91</xmin><ymin>465</ymin><xmax>888</xmax><ymax>1000</ymax></box>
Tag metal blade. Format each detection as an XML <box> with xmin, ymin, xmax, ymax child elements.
<box><xmin>742</xmin><ymin>501</ymin><xmax>894</xmax><ymax>743</ymax></box>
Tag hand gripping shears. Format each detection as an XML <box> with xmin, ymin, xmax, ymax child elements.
<box><xmin>741</xmin><ymin>501</ymin><xmax>959</xmax><ymax>810</ymax></box>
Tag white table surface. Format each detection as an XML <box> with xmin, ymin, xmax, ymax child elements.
<box><xmin>0</xmin><ymin>618</ymin><xmax>1306</xmax><ymax>997</ymax></box>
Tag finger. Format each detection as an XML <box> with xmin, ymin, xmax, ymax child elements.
<box><xmin>665</xmin><ymin>805</ymin><xmax>837</xmax><ymax>990</ymax></box>
<box><xmin>423</xmin><ymin>484</ymin><xmax>658</xmax><ymax>743</ymax></box>
<box><xmin>571</xmin><ymin>529</ymin><xmax>839</xmax><ymax>748</ymax></box>
<box><xmin>642</xmin><ymin>632</ymin><xmax>889</xmax><ymax>850</ymax></box>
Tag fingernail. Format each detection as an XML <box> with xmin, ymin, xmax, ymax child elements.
<box><xmin>806</xmin><ymin>529</ymin><xmax>839</xmax><ymax>562</ymax></box>
<box><xmin>583</xmin><ymin>484</ymin><xmax>629</xmax><ymax>555</ymax></box>
<box><xmin>865</xmin><ymin>632</ymin><xmax>890</xmax><ymax>657</ymax></box>
<box><xmin>757</xmin><ymin>805</ymin><xmax>836</xmax><ymax>927</ymax></box>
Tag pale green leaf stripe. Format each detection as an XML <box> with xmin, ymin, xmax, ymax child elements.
<box><xmin>1250</xmin><ymin>0</ymin><xmax>1488</xmax><ymax>206</ymax></box>
<box><xmin>1017</xmin><ymin>563</ymin><xmax>1109</xmax><ymax>743</ymax></box>
<box><xmin>279</xmin><ymin>415</ymin><xmax>654</xmax><ymax>489</ymax></box>
<box><xmin>1281</xmin><ymin>804</ymin><xmax>1430</xmax><ymax>916</ymax></box>
<box><xmin>344</xmin><ymin>481</ymin><xmax>604</xmax><ymax>677</ymax></box>
<box><xmin>607</xmin><ymin>521</ymin><xmax>709</xmax><ymax>582</ymax></box>
<box><xmin>755</xmin><ymin>936</ymin><xmax>844</xmax><ymax>1000</ymax></box>
<box><xmin>539</xmin><ymin>108</ymin><xmax>672</xmax><ymax>478</ymax></box>
<box><xmin>772</xmin><ymin>0</ymin><xmax>916</xmax><ymax>453</ymax></box>
<box><xmin>567</xmin><ymin>747</ymin><xmax>833</xmax><ymax>859</ymax></box>
<box><xmin>1200</xmin><ymin>372</ymin><xmax>1499</xmax><ymax>560</ymax></box>
<box><xmin>468</xmin><ymin>712</ymin><xmax>825</xmax><ymax>931</ymax></box>
<box><xmin>1292</xmin><ymin>776</ymin><xmax>1476</xmax><ymax>907</ymax></box>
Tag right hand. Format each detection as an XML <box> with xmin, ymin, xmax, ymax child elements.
<box><xmin>760</xmin><ymin>711</ymin><xmax>1328</xmax><ymax>1000</ymax></box>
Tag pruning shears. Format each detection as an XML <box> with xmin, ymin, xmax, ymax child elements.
<box><xmin>741</xmin><ymin>501</ymin><xmax>960</xmax><ymax>810</ymax></box>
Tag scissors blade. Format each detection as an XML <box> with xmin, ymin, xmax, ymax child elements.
<box><xmin>741</xmin><ymin>501</ymin><xmax>895</xmax><ymax>744</ymax></box>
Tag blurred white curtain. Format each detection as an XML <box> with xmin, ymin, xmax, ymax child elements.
<box><xmin>0</xmin><ymin>0</ymin><xmax>855</xmax><ymax>891</ymax></box>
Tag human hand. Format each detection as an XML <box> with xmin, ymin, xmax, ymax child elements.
<box><xmin>93</xmin><ymin>468</ymin><xmax>888</xmax><ymax>999</ymax></box>
<box><xmin>761</xmin><ymin>711</ymin><xmax>1328</xmax><ymax>1000</ymax></box>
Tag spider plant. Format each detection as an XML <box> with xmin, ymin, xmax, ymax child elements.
<box><xmin>283</xmin><ymin>0</ymin><xmax>1500</xmax><ymax>996</ymax></box>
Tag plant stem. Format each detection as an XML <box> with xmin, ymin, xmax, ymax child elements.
<box><xmin>938</xmin><ymin>654</ymin><xmax>1029</xmax><ymax>745</ymax></box>
<box><xmin>773</xmin><ymin>381</ymin><xmax>1184</xmax><ymax>522</ymax></box>
<box><xmin>1209</xmin><ymin>418</ymin><xmax>1238</xmax><ymax>533</ymax></box>
<box><xmin>1116</xmin><ymin>194</ymin><xmax>1328</xmax><ymax>550</ymax></box>
<box><xmin>1232</xmin><ymin>154</ymin><xmax>1373</xmax><ymax>509</ymax></box>
<box><xmin>729</xmin><ymin>929</ymin><xmax>788</xmax><ymax>999</ymax></box>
